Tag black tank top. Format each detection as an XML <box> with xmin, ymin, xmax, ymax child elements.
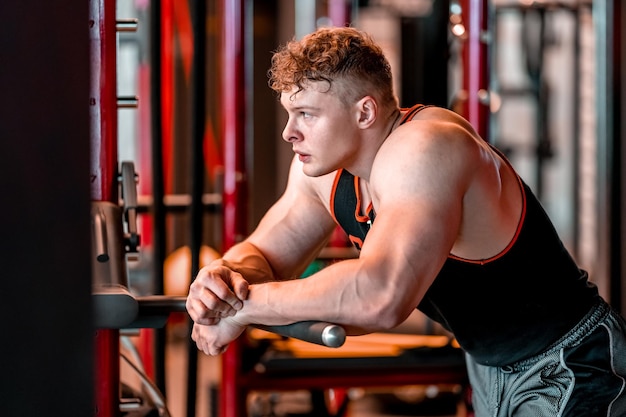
<box><xmin>329</xmin><ymin>104</ymin><xmax>599</xmax><ymax>366</ymax></box>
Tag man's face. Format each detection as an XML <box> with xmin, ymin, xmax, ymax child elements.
<box><xmin>280</xmin><ymin>82</ymin><xmax>360</xmax><ymax>177</ymax></box>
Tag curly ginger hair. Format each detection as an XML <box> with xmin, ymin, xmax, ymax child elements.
<box><xmin>268</xmin><ymin>26</ymin><xmax>398</xmax><ymax>108</ymax></box>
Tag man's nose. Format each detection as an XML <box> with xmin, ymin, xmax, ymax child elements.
<box><xmin>282</xmin><ymin>120</ymin><xmax>299</xmax><ymax>143</ymax></box>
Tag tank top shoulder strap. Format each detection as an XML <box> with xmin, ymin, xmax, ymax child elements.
<box><xmin>400</xmin><ymin>104</ymin><xmax>434</xmax><ymax>124</ymax></box>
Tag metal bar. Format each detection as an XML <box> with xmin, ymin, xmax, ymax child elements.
<box><xmin>328</xmin><ymin>0</ymin><xmax>351</xmax><ymax>27</ymax></box>
<box><xmin>117</xmin><ymin>18</ymin><xmax>139</xmax><ymax>32</ymax></box>
<box><xmin>89</xmin><ymin>0</ymin><xmax>118</xmax><ymax>203</ymax></box>
<box><xmin>90</xmin><ymin>0</ymin><xmax>120</xmax><ymax>415</ymax></box>
<box><xmin>135</xmin><ymin>193</ymin><xmax>221</xmax><ymax>213</ymax></box>
<box><xmin>460</xmin><ymin>0</ymin><xmax>490</xmax><ymax>139</ymax></box>
<box><xmin>186</xmin><ymin>0</ymin><xmax>207</xmax><ymax>416</ymax></box>
<box><xmin>93</xmin><ymin>329</ymin><xmax>120</xmax><ymax>417</ymax></box>
<box><xmin>220</xmin><ymin>1</ymin><xmax>247</xmax><ymax>416</ymax></box>
<box><xmin>532</xmin><ymin>8</ymin><xmax>547</xmax><ymax>199</ymax></box>
<box><xmin>134</xmin><ymin>295</ymin><xmax>347</xmax><ymax>348</ymax></box>
<box><xmin>572</xmin><ymin>6</ymin><xmax>582</xmax><ymax>256</ymax></box>
<box><xmin>221</xmin><ymin>4</ymin><xmax>248</xmax><ymax>252</ymax></box>
<box><xmin>117</xmin><ymin>95</ymin><xmax>139</xmax><ymax>108</ymax></box>
<box><xmin>593</xmin><ymin>0</ymin><xmax>614</xmax><ymax>304</ymax></box>
<box><xmin>254</xmin><ymin>322</ymin><xmax>346</xmax><ymax>348</ymax></box>
<box><xmin>149</xmin><ymin>0</ymin><xmax>168</xmax><ymax>398</ymax></box>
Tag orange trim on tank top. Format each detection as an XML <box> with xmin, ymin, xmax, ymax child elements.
<box><xmin>349</xmin><ymin>235</ymin><xmax>364</xmax><ymax>249</ymax></box>
<box><xmin>400</xmin><ymin>104</ymin><xmax>432</xmax><ymax>124</ymax></box>
<box><xmin>329</xmin><ymin>169</ymin><xmax>343</xmax><ymax>225</ymax></box>
<box><xmin>448</xmin><ymin>169</ymin><xmax>527</xmax><ymax>265</ymax></box>
<box><xmin>353</xmin><ymin>175</ymin><xmax>373</xmax><ymax>223</ymax></box>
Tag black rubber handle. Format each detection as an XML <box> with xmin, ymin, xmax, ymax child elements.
<box><xmin>253</xmin><ymin>321</ymin><xmax>346</xmax><ymax>348</ymax></box>
<box><xmin>132</xmin><ymin>296</ymin><xmax>346</xmax><ymax>347</ymax></box>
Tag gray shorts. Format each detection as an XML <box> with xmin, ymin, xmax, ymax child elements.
<box><xmin>465</xmin><ymin>299</ymin><xmax>626</xmax><ymax>417</ymax></box>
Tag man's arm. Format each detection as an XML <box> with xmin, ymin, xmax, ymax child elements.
<box><xmin>225</xmin><ymin>156</ymin><xmax>339</xmax><ymax>281</ymax></box>
<box><xmin>227</xmin><ymin>121</ymin><xmax>478</xmax><ymax>335</ymax></box>
<box><xmin>187</xmin><ymin>156</ymin><xmax>338</xmax><ymax>325</ymax></box>
<box><xmin>190</xmin><ymin>115</ymin><xmax>512</xmax><ymax>356</ymax></box>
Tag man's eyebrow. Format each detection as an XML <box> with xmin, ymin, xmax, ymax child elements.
<box><xmin>289</xmin><ymin>105</ymin><xmax>321</xmax><ymax>112</ymax></box>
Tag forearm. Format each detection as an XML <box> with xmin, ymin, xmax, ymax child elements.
<box><xmin>234</xmin><ymin>281</ymin><xmax>370</xmax><ymax>337</ymax></box>
<box><xmin>216</xmin><ymin>241</ymin><xmax>276</xmax><ymax>284</ymax></box>
<box><xmin>232</xmin><ymin>257</ymin><xmax>411</xmax><ymax>335</ymax></box>
<box><xmin>219</xmin><ymin>237</ymin><xmax>326</xmax><ymax>283</ymax></box>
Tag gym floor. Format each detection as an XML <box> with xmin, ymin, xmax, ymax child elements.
<box><xmin>141</xmin><ymin>319</ymin><xmax>468</xmax><ymax>417</ymax></box>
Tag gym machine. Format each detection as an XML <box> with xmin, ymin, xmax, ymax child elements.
<box><xmin>89</xmin><ymin>0</ymin><xmax>491</xmax><ymax>415</ymax></box>
<box><xmin>90</xmin><ymin>1</ymin><xmax>345</xmax><ymax>416</ymax></box>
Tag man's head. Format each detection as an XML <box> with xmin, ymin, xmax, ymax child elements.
<box><xmin>268</xmin><ymin>26</ymin><xmax>398</xmax><ymax>110</ymax></box>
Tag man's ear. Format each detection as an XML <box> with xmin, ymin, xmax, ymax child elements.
<box><xmin>355</xmin><ymin>96</ymin><xmax>377</xmax><ymax>128</ymax></box>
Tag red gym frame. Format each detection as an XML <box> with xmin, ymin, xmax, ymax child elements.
<box><xmin>90</xmin><ymin>0</ymin><xmax>489</xmax><ymax>416</ymax></box>
<box><xmin>90</xmin><ymin>0</ymin><xmax>121</xmax><ymax>415</ymax></box>
<box><xmin>458</xmin><ymin>0</ymin><xmax>490</xmax><ymax>140</ymax></box>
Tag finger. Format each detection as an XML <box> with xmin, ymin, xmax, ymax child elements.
<box><xmin>195</xmin><ymin>269</ymin><xmax>245</xmax><ymax>312</ymax></box>
<box><xmin>231</xmin><ymin>277</ymin><xmax>249</xmax><ymax>302</ymax></box>
<box><xmin>188</xmin><ymin>280</ymin><xmax>238</xmax><ymax>317</ymax></box>
<box><xmin>210</xmin><ymin>271</ymin><xmax>246</xmax><ymax>310</ymax></box>
<box><xmin>192</xmin><ymin>326</ymin><xmax>212</xmax><ymax>355</ymax></box>
<box><xmin>198</xmin><ymin>288</ymin><xmax>239</xmax><ymax>317</ymax></box>
<box><xmin>186</xmin><ymin>297</ymin><xmax>223</xmax><ymax>325</ymax></box>
<box><xmin>211</xmin><ymin>345</ymin><xmax>228</xmax><ymax>356</ymax></box>
<box><xmin>192</xmin><ymin>325</ymin><xmax>227</xmax><ymax>356</ymax></box>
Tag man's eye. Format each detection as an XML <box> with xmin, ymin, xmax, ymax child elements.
<box><xmin>301</xmin><ymin>112</ymin><xmax>311</xmax><ymax>118</ymax></box>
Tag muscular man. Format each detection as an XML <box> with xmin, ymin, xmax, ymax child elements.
<box><xmin>186</xmin><ymin>26</ymin><xmax>626</xmax><ymax>416</ymax></box>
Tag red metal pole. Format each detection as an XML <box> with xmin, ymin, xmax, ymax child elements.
<box><xmin>328</xmin><ymin>0</ymin><xmax>351</xmax><ymax>27</ymax></box>
<box><xmin>90</xmin><ymin>0</ymin><xmax>119</xmax><ymax>203</ymax></box>
<box><xmin>460</xmin><ymin>0</ymin><xmax>490</xmax><ymax>139</ymax></box>
<box><xmin>220</xmin><ymin>0</ymin><xmax>248</xmax><ymax>416</ymax></box>
<box><xmin>221</xmin><ymin>1</ymin><xmax>248</xmax><ymax>252</ymax></box>
<box><xmin>90</xmin><ymin>0</ymin><xmax>120</xmax><ymax>415</ymax></box>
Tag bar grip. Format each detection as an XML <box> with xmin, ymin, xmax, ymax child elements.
<box><xmin>253</xmin><ymin>321</ymin><xmax>346</xmax><ymax>348</ymax></box>
<box><xmin>135</xmin><ymin>296</ymin><xmax>347</xmax><ymax>347</ymax></box>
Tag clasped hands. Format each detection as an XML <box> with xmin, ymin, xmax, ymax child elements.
<box><xmin>186</xmin><ymin>263</ymin><xmax>250</xmax><ymax>356</ymax></box>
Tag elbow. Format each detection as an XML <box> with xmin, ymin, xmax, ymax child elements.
<box><xmin>341</xmin><ymin>264</ymin><xmax>420</xmax><ymax>332</ymax></box>
<box><xmin>357</xmin><ymin>299</ymin><xmax>411</xmax><ymax>332</ymax></box>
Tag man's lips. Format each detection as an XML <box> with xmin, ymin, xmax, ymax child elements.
<box><xmin>294</xmin><ymin>149</ymin><xmax>311</xmax><ymax>161</ymax></box>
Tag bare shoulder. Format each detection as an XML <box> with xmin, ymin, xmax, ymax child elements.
<box><xmin>372</xmin><ymin>108</ymin><xmax>489</xmax><ymax>190</ymax></box>
<box><xmin>411</xmin><ymin>106</ymin><xmax>477</xmax><ymax>130</ymax></box>
<box><xmin>400</xmin><ymin>107</ymin><xmax>481</xmax><ymax>145</ymax></box>
<box><xmin>371</xmin><ymin>107</ymin><xmax>523</xmax><ymax>259</ymax></box>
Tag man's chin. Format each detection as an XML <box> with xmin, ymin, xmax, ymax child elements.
<box><xmin>302</xmin><ymin>165</ymin><xmax>334</xmax><ymax>178</ymax></box>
